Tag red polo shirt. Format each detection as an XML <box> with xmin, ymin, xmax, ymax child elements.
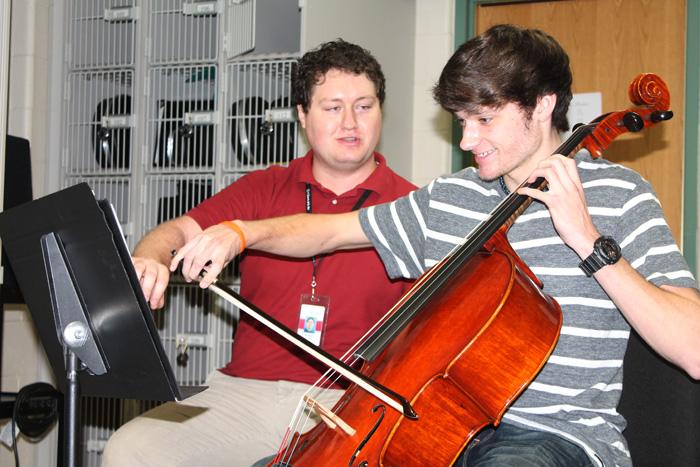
<box><xmin>186</xmin><ymin>151</ymin><xmax>416</xmax><ymax>384</ymax></box>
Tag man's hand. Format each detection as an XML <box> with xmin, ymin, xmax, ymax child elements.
<box><xmin>168</xmin><ymin>212</ymin><xmax>370</xmax><ymax>289</ymax></box>
<box><xmin>170</xmin><ymin>222</ymin><xmax>244</xmax><ymax>288</ymax></box>
<box><xmin>517</xmin><ymin>154</ymin><xmax>600</xmax><ymax>258</ymax></box>
<box><xmin>133</xmin><ymin>256</ymin><xmax>171</xmax><ymax>309</ymax></box>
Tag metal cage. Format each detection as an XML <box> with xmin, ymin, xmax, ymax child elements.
<box><xmin>63</xmin><ymin>70</ymin><xmax>135</xmax><ymax>176</ymax></box>
<box><xmin>56</xmin><ymin>1</ymin><xmax>302</xmax><ymax>464</ymax></box>
<box><xmin>67</xmin><ymin>0</ymin><xmax>138</xmax><ymax>70</ymax></box>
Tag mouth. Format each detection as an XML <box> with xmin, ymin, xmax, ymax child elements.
<box><xmin>473</xmin><ymin>148</ymin><xmax>496</xmax><ymax>160</ymax></box>
<box><xmin>338</xmin><ymin>136</ymin><xmax>360</xmax><ymax>146</ymax></box>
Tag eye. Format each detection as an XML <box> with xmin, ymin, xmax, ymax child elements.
<box><xmin>324</xmin><ymin>106</ymin><xmax>341</xmax><ymax>112</ymax></box>
<box><xmin>479</xmin><ymin>116</ymin><xmax>493</xmax><ymax>124</ymax></box>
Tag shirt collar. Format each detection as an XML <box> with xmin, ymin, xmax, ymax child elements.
<box><xmin>297</xmin><ymin>150</ymin><xmax>390</xmax><ymax>197</ymax></box>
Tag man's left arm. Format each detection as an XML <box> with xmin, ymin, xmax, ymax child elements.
<box><xmin>590</xmin><ymin>259</ymin><xmax>700</xmax><ymax>379</ymax></box>
<box><xmin>521</xmin><ymin>154</ymin><xmax>700</xmax><ymax>379</ymax></box>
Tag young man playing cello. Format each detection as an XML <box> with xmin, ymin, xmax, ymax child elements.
<box><xmin>173</xmin><ymin>25</ymin><xmax>700</xmax><ymax>466</ymax></box>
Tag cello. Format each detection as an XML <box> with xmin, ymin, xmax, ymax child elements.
<box><xmin>206</xmin><ymin>73</ymin><xmax>673</xmax><ymax>466</ymax></box>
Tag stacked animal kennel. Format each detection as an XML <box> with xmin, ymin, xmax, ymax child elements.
<box><xmin>58</xmin><ymin>1</ymin><xmax>300</xmax><ymax>464</ymax></box>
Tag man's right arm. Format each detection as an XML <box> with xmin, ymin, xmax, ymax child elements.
<box><xmin>246</xmin><ymin>211</ymin><xmax>370</xmax><ymax>255</ymax></box>
<box><xmin>133</xmin><ymin>215</ymin><xmax>203</xmax><ymax>309</ymax></box>
<box><xmin>173</xmin><ymin>211</ymin><xmax>369</xmax><ymax>288</ymax></box>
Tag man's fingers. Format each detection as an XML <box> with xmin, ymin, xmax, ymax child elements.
<box><xmin>149</xmin><ymin>274</ymin><xmax>170</xmax><ymax>309</ymax></box>
<box><xmin>197</xmin><ymin>260</ymin><xmax>225</xmax><ymax>289</ymax></box>
<box><xmin>140</xmin><ymin>269</ymin><xmax>158</xmax><ymax>303</ymax></box>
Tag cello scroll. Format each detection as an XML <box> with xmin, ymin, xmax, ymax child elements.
<box><xmin>581</xmin><ymin>73</ymin><xmax>673</xmax><ymax>158</ymax></box>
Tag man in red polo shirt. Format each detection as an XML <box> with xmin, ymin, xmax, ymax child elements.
<box><xmin>102</xmin><ymin>39</ymin><xmax>416</xmax><ymax>466</ymax></box>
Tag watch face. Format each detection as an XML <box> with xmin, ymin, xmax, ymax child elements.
<box><xmin>596</xmin><ymin>236</ymin><xmax>621</xmax><ymax>264</ymax></box>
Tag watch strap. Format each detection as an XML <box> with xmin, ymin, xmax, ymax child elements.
<box><xmin>579</xmin><ymin>252</ymin><xmax>607</xmax><ymax>277</ymax></box>
<box><xmin>579</xmin><ymin>235</ymin><xmax>620</xmax><ymax>277</ymax></box>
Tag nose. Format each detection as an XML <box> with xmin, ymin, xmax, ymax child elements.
<box><xmin>342</xmin><ymin>108</ymin><xmax>358</xmax><ymax>130</ymax></box>
<box><xmin>459</xmin><ymin>120</ymin><xmax>480</xmax><ymax>151</ymax></box>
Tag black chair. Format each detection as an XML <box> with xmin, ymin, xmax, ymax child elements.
<box><xmin>618</xmin><ymin>329</ymin><xmax>700</xmax><ymax>466</ymax></box>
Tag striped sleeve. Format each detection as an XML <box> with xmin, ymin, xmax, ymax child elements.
<box><xmin>607</xmin><ymin>168</ymin><xmax>696</xmax><ymax>288</ymax></box>
<box><xmin>359</xmin><ymin>182</ymin><xmax>433</xmax><ymax>279</ymax></box>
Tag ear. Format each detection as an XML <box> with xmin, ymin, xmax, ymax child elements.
<box><xmin>297</xmin><ymin>104</ymin><xmax>307</xmax><ymax>129</ymax></box>
<box><xmin>534</xmin><ymin>94</ymin><xmax>557</xmax><ymax>122</ymax></box>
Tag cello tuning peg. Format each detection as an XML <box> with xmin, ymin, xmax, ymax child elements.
<box><xmin>622</xmin><ymin>112</ymin><xmax>644</xmax><ymax>132</ymax></box>
<box><xmin>651</xmin><ymin>110</ymin><xmax>673</xmax><ymax>122</ymax></box>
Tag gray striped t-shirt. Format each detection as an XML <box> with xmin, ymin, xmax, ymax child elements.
<box><xmin>358</xmin><ymin>152</ymin><xmax>697</xmax><ymax>467</ymax></box>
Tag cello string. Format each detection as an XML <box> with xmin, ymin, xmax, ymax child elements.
<box><xmin>278</xmin><ymin>398</ymin><xmax>311</xmax><ymax>463</ymax></box>
<box><xmin>275</xmin><ymin>132</ymin><xmax>599</xmax><ymax>465</ymax></box>
<box><xmin>273</xmin><ymin>174</ymin><xmax>539</xmax><ymax>464</ymax></box>
<box><xmin>279</xmin><ymin>363</ymin><xmax>353</xmax><ymax>460</ymax></box>
<box><xmin>355</xmin><ymin>123</ymin><xmax>599</xmax><ymax>354</ymax></box>
<box><xmin>279</xmin><ymin>373</ymin><xmax>348</xmax><ymax>464</ymax></box>
<box><xmin>281</xmin><ymin>299</ymin><xmax>409</xmax><ymax>443</ymax></box>
<box><xmin>278</xmin><ymin>351</ymin><xmax>371</xmax><ymax>463</ymax></box>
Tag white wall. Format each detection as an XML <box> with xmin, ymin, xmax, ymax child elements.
<box><xmin>411</xmin><ymin>0</ymin><xmax>454</xmax><ymax>186</ymax></box>
<box><xmin>7</xmin><ymin>0</ymin><xmax>51</xmax><ymax>197</ymax></box>
<box><xmin>0</xmin><ymin>0</ymin><xmax>9</xmax><ymax>208</ymax></box>
<box><xmin>1</xmin><ymin>1</ymin><xmax>58</xmax><ymax>466</ymax></box>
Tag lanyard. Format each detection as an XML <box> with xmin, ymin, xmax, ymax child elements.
<box><xmin>305</xmin><ymin>183</ymin><xmax>372</xmax><ymax>296</ymax></box>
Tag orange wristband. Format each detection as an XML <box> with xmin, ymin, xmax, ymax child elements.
<box><xmin>219</xmin><ymin>221</ymin><xmax>246</xmax><ymax>252</ymax></box>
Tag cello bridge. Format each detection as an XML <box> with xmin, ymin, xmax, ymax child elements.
<box><xmin>303</xmin><ymin>394</ymin><xmax>356</xmax><ymax>437</ymax></box>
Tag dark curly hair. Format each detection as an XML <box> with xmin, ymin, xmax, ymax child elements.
<box><xmin>292</xmin><ymin>39</ymin><xmax>386</xmax><ymax>112</ymax></box>
<box><xmin>433</xmin><ymin>24</ymin><xmax>573</xmax><ymax>133</ymax></box>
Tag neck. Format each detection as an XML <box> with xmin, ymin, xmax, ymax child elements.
<box><xmin>312</xmin><ymin>156</ymin><xmax>378</xmax><ymax>195</ymax></box>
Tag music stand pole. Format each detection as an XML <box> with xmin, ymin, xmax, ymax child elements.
<box><xmin>65</xmin><ymin>349</ymin><xmax>80</xmax><ymax>467</ymax></box>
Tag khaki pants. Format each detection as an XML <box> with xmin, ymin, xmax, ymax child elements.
<box><xmin>102</xmin><ymin>371</ymin><xmax>343</xmax><ymax>467</ymax></box>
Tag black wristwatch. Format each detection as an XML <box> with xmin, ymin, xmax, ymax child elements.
<box><xmin>579</xmin><ymin>235</ymin><xmax>621</xmax><ymax>277</ymax></box>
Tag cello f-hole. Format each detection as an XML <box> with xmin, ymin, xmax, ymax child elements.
<box><xmin>349</xmin><ymin>404</ymin><xmax>386</xmax><ymax>467</ymax></box>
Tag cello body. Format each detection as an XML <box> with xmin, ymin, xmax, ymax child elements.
<box><xmin>283</xmin><ymin>230</ymin><xmax>561</xmax><ymax>466</ymax></box>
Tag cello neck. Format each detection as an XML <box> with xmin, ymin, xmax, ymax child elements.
<box><xmin>354</xmin><ymin>121</ymin><xmax>597</xmax><ymax>362</ymax></box>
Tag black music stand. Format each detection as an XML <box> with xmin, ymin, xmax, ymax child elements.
<box><xmin>0</xmin><ymin>183</ymin><xmax>203</xmax><ymax>467</ymax></box>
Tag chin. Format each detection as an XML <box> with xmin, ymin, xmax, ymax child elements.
<box><xmin>477</xmin><ymin>168</ymin><xmax>499</xmax><ymax>182</ymax></box>
<box><xmin>343</xmin><ymin>154</ymin><xmax>374</xmax><ymax>165</ymax></box>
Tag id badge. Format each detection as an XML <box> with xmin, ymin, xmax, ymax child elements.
<box><xmin>297</xmin><ymin>294</ymin><xmax>330</xmax><ymax>347</ymax></box>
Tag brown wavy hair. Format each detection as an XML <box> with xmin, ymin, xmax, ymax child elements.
<box><xmin>292</xmin><ymin>39</ymin><xmax>386</xmax><ymax>112</ymax></box>
<box><xmin>433</xmin><ymin>24</ymin><xmax>573</xmax><ymax>132</ymax></box>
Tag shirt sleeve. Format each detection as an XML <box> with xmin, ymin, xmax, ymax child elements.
<box><xmin>358</xmin><ymin>182</ymin><xmax>434</xmax><ymax>280</ymax></box>
<box><xmin>186</xmin><ymin>169</ymin><xmax>275</xmax><ymax>229</ymax></box>
<box><xmin>615</xmin><ymin>174</ymin><xmax>697</xmax><ymax>289</ymax></box>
